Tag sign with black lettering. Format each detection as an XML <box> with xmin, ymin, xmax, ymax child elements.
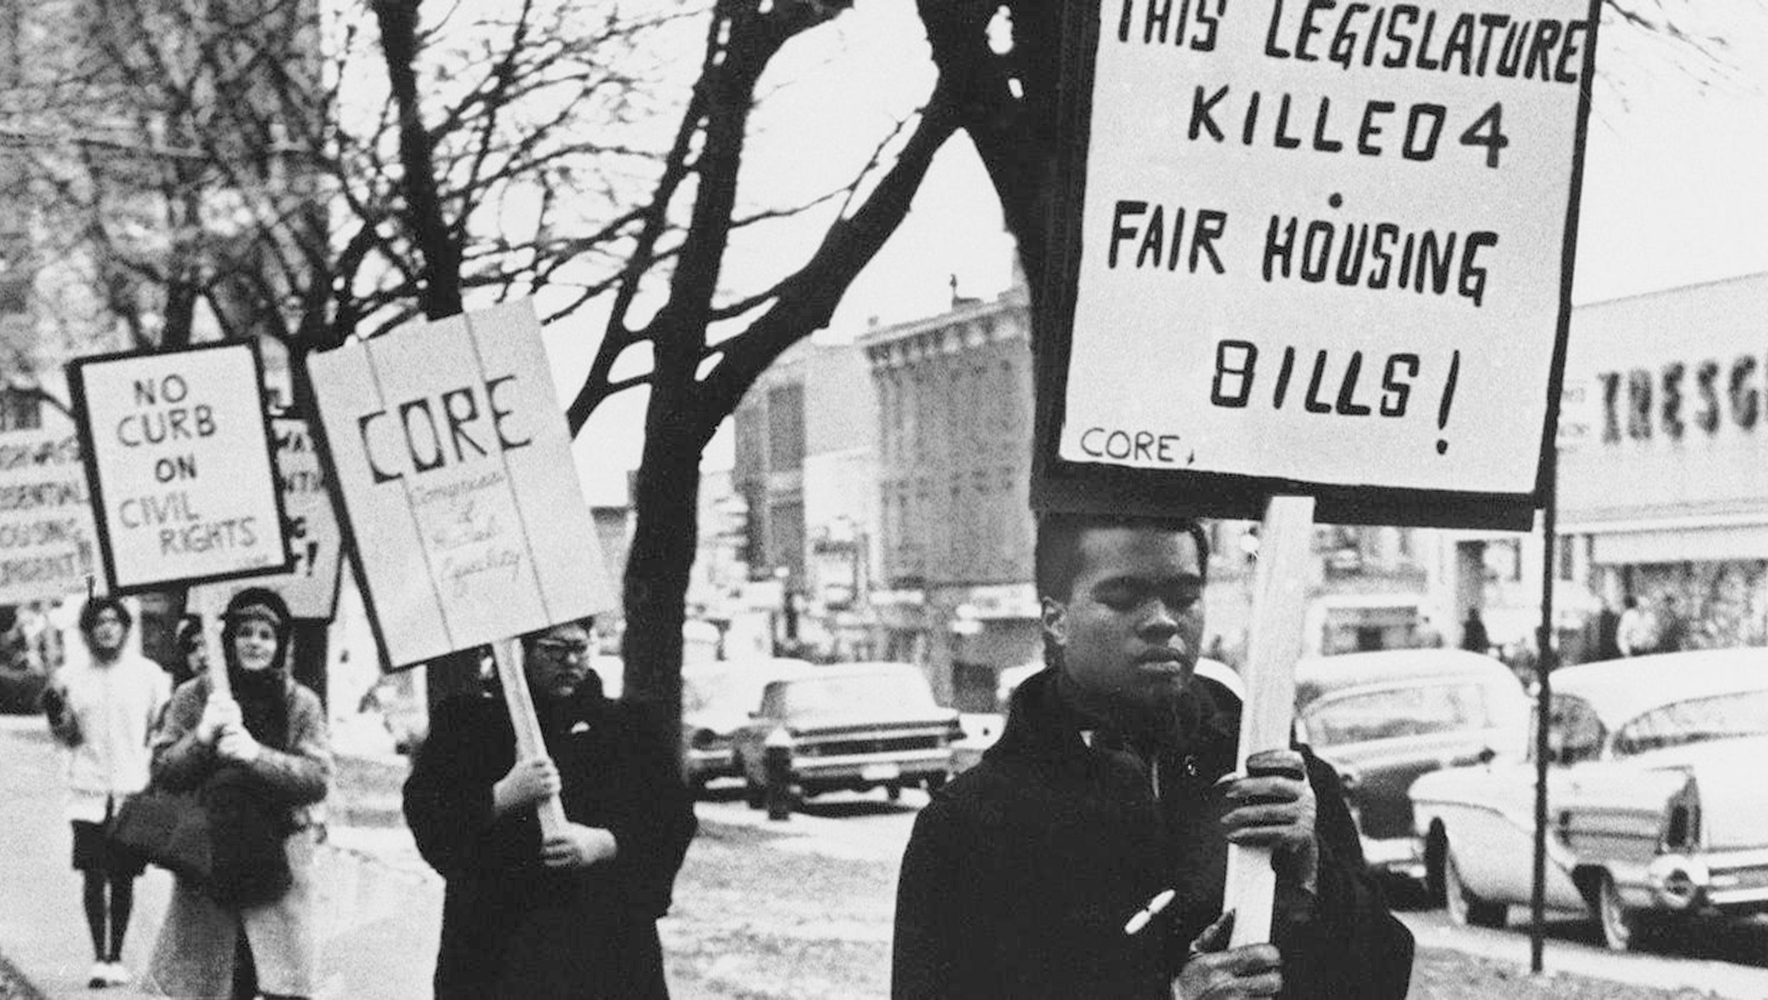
<box><xmin>188</xmin><ymin>417</ymin><xmax>343</xmax><ymax>619</ymax></box>
<box><xmin>1034</xmin><ymin>0</ymin><xmax>1601</xmax><ymax>529</ymax></box>
<box><xmin>0</xmin><ymin>414</ymin><xmax>103</xmax><ymax>605</ymax></box>
<box><xmin>67</xmin><ymin>341</ymin><xmax>292</xmax><ymax>593</ymax></box>
<box><xmin>305</xmin><ymin>300</ymin><xmax>614</xmax><ymax>670</ymax></box>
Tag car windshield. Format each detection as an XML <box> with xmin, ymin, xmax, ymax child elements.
<box><xmin>1302</xmin><ymin>682</ymin><xmax>1485</xmax><ymax>748</ymax></box>
<box><xmin>1531</xmin><ymin>695</ymin><xmax>1605</xmax><ymax>765</ymax></box>
<box><xmin>770</xmin><ymin>672</ymin><xmax>938</xmax><ymax>719</ymax></box>
<box><xmin>683</xmin><ymin>671</ymin><xmax>769</xmax><ymax>714</ymax></box>
<box><xmin>1611</xmin><ymin>689</ymin><xmax>1768</xmax><ymax>757</ymax></box>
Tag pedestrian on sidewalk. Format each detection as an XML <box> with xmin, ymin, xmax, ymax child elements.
<box><xmin>403</xmin><ymin>617</ymin><xmax>698</xmax><ymax>1000</ymax></box>
<box><xmin>1459</xmin><ymin>607</ymin><xmax>1491</xmax><ymax>655</ymax></box>
<box><xmin>892</xmin><ymin>512</ymin><xmax>1413</xmax><ymax>999</ymax></box>
<box><xmin>143</xmin><ymin>588</ymin><xmax>331</xmax><ymax>1000</ymax></box>
<box><xmin>42</xmin><ymin>596</ymin><xmax>172</xmax><ymax>990</ymax></box>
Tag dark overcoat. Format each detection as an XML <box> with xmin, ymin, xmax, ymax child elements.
<box><xmin>404</xmin><ymin>673</ymin><xmax>698</xmax><ymax>1000</ymax></box>
<box><xmin>893</xmin><ymin>668</ymin><xmax>1414</xmax><ymax>999</ymax></box>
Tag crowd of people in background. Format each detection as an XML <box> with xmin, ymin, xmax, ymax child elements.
<box><xmin>34</xmin><ymin>590</ymin><xmax>333</xmax><ymax>998</ymax></box>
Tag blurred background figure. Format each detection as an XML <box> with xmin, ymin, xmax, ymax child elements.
<box><xmin>1459</xmin><ymin>608</ymin><xmax>1491</xmax><ymax>656</ymax></box>
<box><xmin>170</xmin><ymin>615</ymin><xmax>208</xmax><ymax>689</ymax></box>
<box><xmin>43</xmin><ymin>597</ymin><xmax>171</xmax><ymax>989</ymax></box>
<box><xmin>1618</xmin><ymin>597</ymin><xmax>1657</xmax><ymax>657</ymax></box>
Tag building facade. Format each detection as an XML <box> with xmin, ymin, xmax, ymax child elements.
<box><xmin>1556</xmin><ymin>272</ymin><xmax>1768</xmax><ymax>653</ymax></box>
<box><xmin>859</xmin><ymin>284</ymin><xmax>1039</xmax><ymax>709</ymax></box>
<box><xmin>731</xmin><ymin>337</ymin><xmax>882</xmax><ymax>660</ymax></box>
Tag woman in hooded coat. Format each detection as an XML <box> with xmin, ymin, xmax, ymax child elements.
<box><xmin>144</xmin><ymin>588</ymin><xmax>332</xmax><ymax>1000</ymax></box>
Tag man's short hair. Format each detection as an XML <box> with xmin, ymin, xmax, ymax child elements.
<box><xmin>1034</xmin><ymin>511</ymin><xmax>1211</xmax><ymax>602</ymax></box>
<box><xmin>78</xmin><ymin>596</ymin><xmax>133</xmax><ymax>636</ymax></box>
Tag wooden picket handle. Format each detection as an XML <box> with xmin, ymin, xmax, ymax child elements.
<box><xmin>492</xmin><ymin>637</ymin><xmax>568</xmax><ymax>838</ymax></box>
<box><xmin>190</xmin><ymin>587</ymin><xmax>231</xmax><ymax>701</ymax></box>
<box><xmin>1225</xmin><ymin>494</ymin><xmax>1315</xmax><ymax>948</ymax></box>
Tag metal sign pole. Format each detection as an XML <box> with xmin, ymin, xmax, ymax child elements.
<box><xmin>1530</xmin><ymin>446</ymin><xmax>1560</xmax><ymax>973</ymax></box>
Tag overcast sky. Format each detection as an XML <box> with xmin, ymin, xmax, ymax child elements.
<box><xmin>554</xmin><ymin>0</ymin><xmax>1768</xmax><ymax>504</ymax></box>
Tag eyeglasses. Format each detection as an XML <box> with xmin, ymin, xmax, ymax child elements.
<box><xmin>535</xmin><ymin>639</ymin><xmax>591</xmax><ymax>660</ymax></box>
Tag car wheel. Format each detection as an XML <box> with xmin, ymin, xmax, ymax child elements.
<box><xmin>1596</xmin><ymin>873</ymin><xmax>1663</xmax><ymax>952</ymax></box>
<box><xmin>1443</xmin><ymin>845</ymin><xmax>1506</xmax><ymax>929</ymax></box>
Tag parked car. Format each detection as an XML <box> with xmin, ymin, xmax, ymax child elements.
<box><xmin>1294</xmin><ymin>649</ymin><xmax>1530</xmax><ymax>885</ymax></box>
<box><xmin>0</xmin><ymin>660</ymin><xmax>47</xmax><ymax>715</ymax></box>
<box><xmin>680</xmin><ymin>657</ymin><xmax>813</xmax><ymax>790</ymax></box>
<box><xmin>731</xmin><ymin>661</ymin><xmax>962</xmax><ymax>808</ymax></box>
<box><xmin>1409</xmin><ymin>649</ymin><xmax>1768</xmax><ymax>951</ymax></box>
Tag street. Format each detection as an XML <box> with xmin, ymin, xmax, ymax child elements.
<box><xmin>692</xmin><ymin>783</ymin><xmax>1768</xmax><ymax>999</ymax></box>
<box><xmin>5</xmin><ymin>721</ymin><xmax>1768</xmax><ymax>999</ymax></box>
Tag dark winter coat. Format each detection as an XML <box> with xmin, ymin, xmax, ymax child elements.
<box><xmin>892</xmin><ymin>668</ymin><xmax>1413</xmax><ymax>999</ymax></box>
<box><xmin>403</xmin><ymin>672</ymin><xmax>698</xmax><ymax>1000</ymax></box>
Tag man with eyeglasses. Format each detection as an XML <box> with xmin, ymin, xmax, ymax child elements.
<box><xmin>404</xmin><ymin>618</ymin><xmax>699</xmax><ymax>999</ymax></box>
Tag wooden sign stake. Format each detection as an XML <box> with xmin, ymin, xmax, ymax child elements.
<box><xmin>492</xmin><ymin>637</ymin><xmax>568</xmax><ymax>837</ymax></box>
<box><xmin>190</xmin><ymin>586</ymin><xmax>231</xmax><ymax>701</ymax></box>
<box><xmin>1226</xmin><ymin>494</ymin><xmax>1316</xmax><ymax>948</ymax></box>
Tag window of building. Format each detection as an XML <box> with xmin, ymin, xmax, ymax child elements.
<box><xmin>733</xmin><ymin>402</ymin><xmax>766</xmax><ymax>479</ymax></box>
<box><xmin>0</xmin><ymin>5</ymin><xmax>21</xmax><ymax>88</ymax></box>
<box><xmin>0</xmin><ymin>388</ymin><xmax>42</xmax><ymax>431</ymax></box>
<box><xmin>766</xmin><ymin>384</ymin><xmax>805</xmax><ymax>471</ymax></box>
<box><xmin>769</xmin><ymin>499</ymin><xmax>805</xmax><ymax>581</ymax></box>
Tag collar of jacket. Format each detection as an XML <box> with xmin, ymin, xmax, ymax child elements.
<box><xmin>993</xmin><ymin>666</ymin><xmax>1238</xmax><ymax>768</ymax></box>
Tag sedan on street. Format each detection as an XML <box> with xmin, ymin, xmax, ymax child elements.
<box><xmin>1410</xmin><ymin>648</ymin><xmax>1768</xmax><ymax>951</ymax></box>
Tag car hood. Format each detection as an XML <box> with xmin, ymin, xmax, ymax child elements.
<box><xmin>683</xmin><ymin>710</ymin><xmax>748</xmax><ymax>737</ymax></box>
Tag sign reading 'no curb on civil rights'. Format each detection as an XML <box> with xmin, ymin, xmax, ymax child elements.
<box><xmin>306</xmin><ymin>300</ymin><xmax>614</xmax><ymax>671</ymax></box>
<box><xmin>69</xmin><ymin>342</ymin><xmax>291</xmax><ymax>594</ymax></box>
<box><xmin>1034</xmin><ymin>0</ymin><xmax>1601</xmax><ymax>530</ymax></box>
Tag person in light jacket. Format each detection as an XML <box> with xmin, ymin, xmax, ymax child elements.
<box><xmin>145</xmin><ymin>588</ymin><xmax>331</xmax><ymax>1000</ymax></box>
<box><xmin>43</xmin><ymin>597</ymin><xmax>171</xmax><ymax>989</ymax></box>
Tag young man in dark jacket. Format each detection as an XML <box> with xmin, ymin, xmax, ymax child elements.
<box><xmin>404</xmin><ymin>618</ymin><xmax>698</xmax><ymax>999</ymax></box>
<box><xmin>893</xmin><ymin>512</ymin><xmax>1413</xmax><ymax>999</ymax></box>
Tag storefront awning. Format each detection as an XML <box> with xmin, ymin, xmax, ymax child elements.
<box><xmin>1588</xmin><ymin>522</ymin><xmax>1768</xmax><ymax>566</ymax></box>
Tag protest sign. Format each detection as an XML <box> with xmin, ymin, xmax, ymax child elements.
<box><xmin>188</xmin><ymin>416</ymin><xmax>343</xmax><ymax>620</ymax></box>
<box><xmin>305</xmin><ymin>299</ymin><xmax>615</xmax><ymax>671</ymax></box>
<box><xmin>68</xmin><ymin>342</ymin><xmax>291</xmax><ymax>594</ymax></box>
<box><xmin>1034</xmin><ymin>0</ymin><xmax>1601</xmax><ymax>530</ymax></box>
<box><xmin>0</xmin><ymin>414</ymin><xmax>102</xmax><ymax>605</ymax></box>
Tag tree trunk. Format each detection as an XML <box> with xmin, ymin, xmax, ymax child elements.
<box><xmin>621</xmin><ymin>401</ymin><xmax>704</xmax><ymax>769</ymax></box>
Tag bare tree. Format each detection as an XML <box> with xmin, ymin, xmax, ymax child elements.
<box><xmin>564</xmin><ymin>0</ymin><xmax>1745</xmax><ymax>750</ymax></box>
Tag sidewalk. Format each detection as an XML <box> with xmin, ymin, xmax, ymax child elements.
<box><xmin>0</xmin><ymin>716</ymin><xmax>441</xmax><ymax>1000</ymax></box>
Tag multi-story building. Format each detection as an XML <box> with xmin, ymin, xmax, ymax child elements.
<box><xmin>859</xmin><ymin>281</ymin><xmax>1038</xmax><ymax>708</ymax></box>
<box><xmin>1553</xmin><ymin>272</ymin><xmax>1768</xmax><ymax>654</ymax></box>
<box><xmin>731</xmin><ymin>337</ymin><xmax>881</xmax><ymax>659</ymax></box>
